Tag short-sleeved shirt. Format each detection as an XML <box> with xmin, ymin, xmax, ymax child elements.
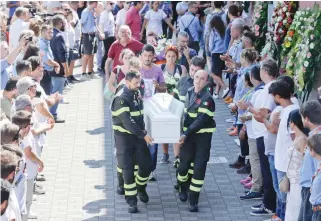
<box><xmin>108</xmin><ymin>39</ymin><xmax>144</xmax><ymax>69</ymax></box>
<box><xmin>228</xmin><ymin>39</ymin><xmax>243</xmax><ymax>63</ymax></box>
<box><xmin>22</xmin><ymin>133</ymin><xmax>38</xmax><ymax>179</ymax></box>
<box><xmin>1</xmin><ymin>59</ymin><xmax>10</xmax><ymax>90</ymax></box>
<box><xmin>144</xmin><ymin>9</ymin><xmax>167</xmax><ymax>37</ymax></box>
<box><xmin>0</xmin><ymin>92</ymin><xmax>13</xmax><ymax>118</ymax></box>
<box><xmin>274</xmin><ymin>103</ymin><xmax>300</xmax><ymax>172</ymax></box>
<box><xmin>125</xmin><ymin>6</ymin><xmax>141</xmax><ymax>41</ymax></box>
<box><xmin>140</xmin><ymin>65</ymin><xmax>164</xmax><ymax>84</ymax></box>
<box><xmin>112</xmin><ymin>66</ymin><xmax>125</xmax><ymax>84</ymax></box>
<box><xmin>8</xmin><ymin>1</ymin><xmax>18</xmax><ymax>17</ymax></box>
<box><xmin>80</xmin><ymin>8</ymin><xmax>96</xmax><ymax>33</ymax></box>
<box><xmin>100</xmin><ymin>10</ymin><xmax>115</xmax><ymax>36</ymax></box>
<box><xmin>39</xmin><ymin>38</ymin><xmax>54</xmax><ymax>71</ymax></box>
<box><xmin>252</xmin><ymin>81</ymin><xmax>277</xmax><ymax>139</ymax></box>
<box><xmin>115</xmin><ymin>8</ymin><xmax>128</xmax><ymax>26</ymax></box>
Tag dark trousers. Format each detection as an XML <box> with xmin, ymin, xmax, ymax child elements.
<box><xmin>230</xmin><ymin>74</ymin><xmax>237</xmax><ymax>97</ymax></box>
<box><xmin>236</xmin><ymin>124</ymin><xmax>249</xmax><ymax>156</ymax></box>
<box><xmin>189</xmin><ymin>41</ymin><xmax>200</xmax><ymax>54</ymax></box>
<box><xmin>256</xmin><ymin>137</ymin><xmax>276</xmax><ymax>212</ymax></box>
<box><xmin>40</xmin><ymin>70</ymin><xmax>52</xmax><ymax>95</ymax></box>
<box><xmin>298</xmin><ymin>187</ymin><xmax>314</xmax><ymax>221</ymax></box>
<box><xmin>148</xmin><ymin>144</ymin><xmax>158</xmax><ymax>172</ymax></box>
<box><xmin>177</xmin><ymin>133</ymin><xmax>212</xmax><ymax>205</ymax></box>
<box><xmin>115</xmin><ymin>132</ymin><xmax>152</xmax><ymax>206</ymax></box>
<box><xmin>313</xmin><ymin>210</ymin><xmax>321</xmax><ymax>221</ymax></box>
<box><xmin>101</xmin><ymin>36</ymin><xmax>116</xmax><ymax>71</ymax></box>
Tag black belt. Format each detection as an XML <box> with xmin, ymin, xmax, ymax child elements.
<box><xmin>83</xmin><ymin>32</ymin><xmax>96</xmax><ymax>36</ymax></box>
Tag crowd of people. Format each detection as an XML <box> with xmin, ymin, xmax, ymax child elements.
<box><xmin>1</xmin><ymin>1</ymin><xmax>321</xmax><ymax>221</ymax></box>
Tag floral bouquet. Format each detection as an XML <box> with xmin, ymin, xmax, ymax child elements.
<box><xmin>270</xmin><ymin>1</ymin><xmax>298</xmax><ymax>45</ymax></box>
<box><xmin>252</xmin><ymin>2</ymin><xmax>269</xmax><ymax>52</ymax></box>
<box><xmin>164</xmin><ymin>73</ymin><xmax>179</xmax><ymax>94</ymax></box>
<box><xmin>155</xmin><ymin>36</ymin><xmax>173</xmax><ymax>55</ymax></box>
<box><xmin>285</xmin><ymin>4</ymin><xmax>321</xmax><ymax>98</ymax></box>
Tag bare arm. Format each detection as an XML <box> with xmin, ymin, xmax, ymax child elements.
<box><xmin>107</xmin><ymin>72</ymin><xmax>117</xmax><ymax>93</ymax></box>
<box><xmin>140</xmin><ymin>18</ymin><xmax>148</xmax><ymax>35</ymax></box>
<box><xmin>24</xmin><ymin>146</ymin><xmax>44</xmax><ymax>172</ymax></box>
<box><xmin>34</xmin><ymin>103</ymin><xmax>54</xmax><ymax>122</ymax></box>
<box><xmin>164</xmin><ymin>18</ymin><xmax>175</xmax><ymax>31</ymax></box>
<box><xmin>6</xmin><ymin>37</ymin><xmax>28</xmax><ymax>64</ymax></box>
<box><xmin>105</xmin><ymin>58</ymin><xmax>113</xmax><ymax>82</ymax></box>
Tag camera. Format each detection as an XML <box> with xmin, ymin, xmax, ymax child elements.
<box><xmin>35</xmin><ymin>90</ymin><xmax>42</xmax><ymax>98</ymax></box>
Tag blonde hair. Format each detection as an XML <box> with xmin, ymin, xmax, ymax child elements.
<box><xmin>241</xmin><ymin>48</ymin><xmax>257</xmax><ymax>63</ymax></box>
<box><xmin>119</xmin><ymin>49</ymin><xmax>134</xmax><ymax>62</ymax></box>
<box><xmin>128</xmin><ymin>57</ymin><xmax>142</xmax><ymax>71</ymax></box>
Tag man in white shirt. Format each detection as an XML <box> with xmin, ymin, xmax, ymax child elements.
<box><xmin>115</xmin><ymin>1</ymin><xmax>130</xmax><ymax>34</ymax></box>
<box><xmin>245</xmin><ymin>59</ymin><xmax>279</xmax><ymax>216</ymax></box>
<box><xmin>9</xmin><ymin>7</ymin><xmax>30</xmax><ymax>52</ymax></box>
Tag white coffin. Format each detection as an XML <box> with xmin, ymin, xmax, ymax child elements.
<box><xmin>144</xmin><ymin>93</ymin><xmax>184</xmax><ymax>144</ymax></box>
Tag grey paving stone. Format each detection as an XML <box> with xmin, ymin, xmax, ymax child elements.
<box><xmin>31</xmin><ymin>69</ymin><xmax>271</xmax><ymax>221</ymax></box>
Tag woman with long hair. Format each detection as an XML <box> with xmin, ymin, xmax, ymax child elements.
<box><xmin>285</xmin><ymin>109</ymin><xmax>307</xmax><ymax>221</ymax></box>
<box><xmin>208</xmin><ymin>15</ymin><xmax>227</xmax><ymax>99</ymax></box>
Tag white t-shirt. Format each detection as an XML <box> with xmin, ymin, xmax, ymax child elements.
<box><xmin>274</xmin><ymin>103</ymin><xmax>300</xmax><ymax>172</ymax></box>
<box><xmin>7</xmin><ymin>190</ymin><xmax>21</xmax><ymax>221</ymax></box>
<box><xmin>22</xmin><ymin>133</ymin><xmax>38</xmax><ymax>179</ymax></box>
<box><xmin>252</xmin><ymin>81</ymin><xmax>277</xmax><ymax>138</ymax></box>
<box><xmin>245</xmin><ymin>88</ymin><xmax>262</xmax><ymax>139</ymax></box>
<box><xmin>115</xmin><ymin>8</ymin><xmax>128</xmax><ymax>26</ymax></box>
<box><xmin>9</xmin><ymin>19</ymin><xmax>29</xmax><ymax>52</ymax></box>
<box><xmin>144</xmin><ymin>9</ymin><xmax>167</xmax><ymax>37</ymax></box>
<box><xmin>100</xmin><ymin>10</ymin><xmax>115</xmax><ymax>36</ymax></box>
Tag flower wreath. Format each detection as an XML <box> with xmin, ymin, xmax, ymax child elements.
<box><xmin>252</xmin><ymin>2</ymin><xmax>269</xmax><ymax>52</ymax></box>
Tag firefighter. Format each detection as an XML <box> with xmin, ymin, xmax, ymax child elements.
<box><xmin>111</xmin><ymin>70</ymin><xmax>153</xmax><ymax>213</ymax></box>
<box><xmin>173</xmin><ymin>56</ymin><xmax>206</xmax><ymax>168</ymax></box>
<box><xmin>177</xmin><ymin>70</ymin><xmax>216</xmax><ymax>212</ymax></box>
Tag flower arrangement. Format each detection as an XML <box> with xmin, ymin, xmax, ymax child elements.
<box><xmin>164</xmin><ymin>72</ymin><xmax>179</xmax><ymax>94</ymax></box>
<box><xmin>285</xmin><ymin>4</ymin><xmax>321</xmax><ymax>97</ymax></box>
<box><xmin>270</xmin><ymin>1</ymin><xmax>298</xmax><ymax>45</ymax></box>
<box><xmin>252</xmin><ymin>2</ymin><xmax>269</xmax><ymax>52</ymax></box>
<box><xmin>155</xmin><ymin>37</ymin><xmax>172</xmax><ymax>55</ymax></box>
<box><xmin>260</xmin><ymin>32</ymin><xmax>279</xmax><ymax>61</ymax></box>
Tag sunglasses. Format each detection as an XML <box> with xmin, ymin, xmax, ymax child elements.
<box><xmin>28</xmin><ymin>84</ymin><xmax>37</xmax><ymax>90</ymax></box>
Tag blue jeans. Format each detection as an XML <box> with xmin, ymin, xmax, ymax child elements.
<box><xmin>148</xmin><ymin>144</ymin><xmax>158</xmax><ymax>172</ymax></box>
<box><xmin>268</xmin><ymin>155</ymin><xmax>286</xmax><ymax>220</ymax></box>
<box><xmin>50</xmin><ymin>77</ymin><xmax>65</xmax><ymax>117</ymax></box>
<box><xmin>96</xmin><ymin>40</ymin><xmax>103</xmax><ymax>68</ymax></box>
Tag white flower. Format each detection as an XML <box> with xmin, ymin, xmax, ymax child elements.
<box><xmin>283</xmin><ymin>20</ymin><xmax>287</xmax><ymax>25</ymax></box>
<box><xmin>310</xmin><ymin>43</ymin><xmax>315</xmax><ymax>49</ymax></box>
<box><xmin>283</xmin><ymin>7</ymin><xmax>287</xmax><ymax>12</ymax></box>
<box><xmin>288</xmin><ymin>37</ymin><xmax>292</xmax><ymax>41</ymax></box>
<box><xmin>277</xmin><ymin>16</ymin><xmax>283</xmax><ymax>22</ymax></box>
<box><xmin>304</xmin><ymin>61</ymin><xmax>309</xmax><ymax>67</ymax></box>
<box><xmin>300</xmin><ymin>17</ymin><xmax>303</xmax><ymax>21</ymax></box>
<box><xmin>286</xmin><ymin>12</ymin><xmax>291</xmax><ymax>17</ymax></box>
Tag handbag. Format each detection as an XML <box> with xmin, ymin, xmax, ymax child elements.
<box><xmin>279</xmin><ymin>147</ymin><xmax>295</xmax><ymax>193</ymax></box>
<box><xmin>104</xmin><ymin>66</ymin><xmax>121</xmax><ymax>101</ymax></box>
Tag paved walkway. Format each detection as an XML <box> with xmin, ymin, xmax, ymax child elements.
<box><xmin>31</xmin><ymin>68</ymin><xmax>268</xmax><ymax>221</ymax></box>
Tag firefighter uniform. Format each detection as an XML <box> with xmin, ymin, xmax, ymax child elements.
<box><xmin>177</xmin><ymin>86</ymin><xmax>216</xmax><ymax>209</ymax></box>
<box><xmin>173</xmin><ymin>75</ymin><xmax>194</xmax><ymax>102</ymax></box>
<box><xmin>111</xmin><ymin>86</ymin><xmax>152</xmax><ymax>208</ymax></box>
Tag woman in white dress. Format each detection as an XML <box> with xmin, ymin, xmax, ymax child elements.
<box><xmin>285</xmin><ymin>109</ymin><xmax>307</xmax><ymax>221</ymax></box>
<box><xmin>140</xmin><ymin>1</ymin><xmax>176</xmax><ymax>38</ymax></box>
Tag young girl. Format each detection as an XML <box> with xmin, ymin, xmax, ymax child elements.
<box><xmin>285</xmin><ymin>109</ymin><xmax>307</xmax><ymax>221</ymax></box>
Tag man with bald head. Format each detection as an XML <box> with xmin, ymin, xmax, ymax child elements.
<box><xmin>176</xmin><ymin>69</ymin><xmax>216</xmax><ymax>212</ymax></box>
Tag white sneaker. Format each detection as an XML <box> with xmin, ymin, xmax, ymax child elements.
<box><xmin>60</xmin><ymin>98</ymin><xmax>70</xmax><ymax>104</ymax></box>
<box><xmin>32</xmin><ymin>195</ymin><xmax>37</xmax><ymax>201</ymax></box>
<box><xmin>234</xmin><ymin>138</ymin><xmax>240</xmax><ymax>147</ymax></box>
<box><xmin>212</xmin><ymin>93</ymin><xmax>219</xmax><ymax>99</ymax></box>
<box><xmin>80</xmin><ymin>74</ymin><xmax>91</xmax><ymax>81</ymax></box>
<box><xmin>28</xmin><ymin>212</ymin><xmax>38</xmax><ymax>219</ymax></box>
<box><xmin>149</xmin><ymin>171</ymin><xmax>157</xmax><ymax>181</ymax></box>
<box><xmin>89</xmin><ymin>74</ymin><xmax>100</xmax><ymax>79</ymax></box>
<box><xmin>221</xmin><ymin>88</ymin><xmax>230</xmax><ymax>99</ymax></box>
<box><xmin>34</xmin><ymin>185</ymin><xmax>45</xmax><ymax>195</ymax></box>
<box><xmin>225</xmin><ymin>118</ymin><xmax>235</xmax><ymax>123</ymax></box>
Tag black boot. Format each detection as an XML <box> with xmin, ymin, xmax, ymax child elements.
<box><xmin>179</xmin><ymin>191</ymin><xmax>188</xmax><ymax>202</ymax></box>
<box><xmin>116</xmin><ymin>185</ymin><xmax>124</xmax><ymax>195</ymax></box>
<box><xmin>237</xmin><ymin>160</ymin><xmax>251</xmax><ymax>174</ymax></box>
<box><xmin>229</xmin><ymin>154</ymin><xmax>245</xmax><ymax>169</ymax></box>
<box><xmin>138</xmin><ymin>190</ymin><xmax>149</xmax><ymax>203</ymax></box>
<box><xmin>189</xmin><ymin>204</ymin><xmax>198</xmax><ymax>212</ymax></box>
<box><xmin>128</xmin><ymin>204</ymin><xmax>138</xmax><ymax>213</ymax></box>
